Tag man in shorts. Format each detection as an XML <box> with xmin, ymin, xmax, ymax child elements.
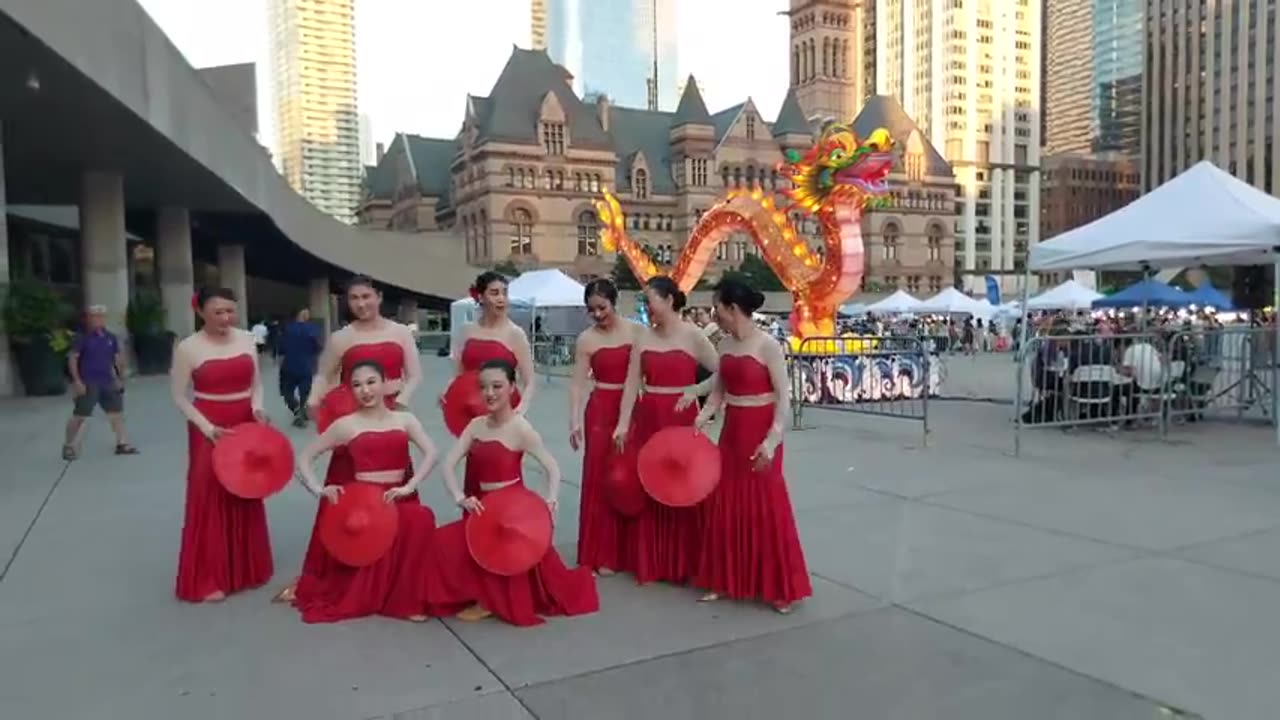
<box><xmin>62</xmin><ymin>305</ymin><xmax>137</xmax><ymax>460</ymax></box>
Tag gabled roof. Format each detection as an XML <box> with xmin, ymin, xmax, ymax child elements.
<box><xmin>608</xmin><ymin>106</ymin><xmax>677</xmax><ymax>194</ymax></box>
<box><xmin>404</xmin><ymin>134</ymin><xmax>457</xmax><ymax>197</ymax></box>
<box><xmin>672</xmin><ymin>75</ymin><xmax>712</xmax><ymax>126</ymax></box>
<box><xmin>711</xmin><ymin>103</ymin><xmax>745</xmax><ymax>142</ymax></box>
<box><xmin>476</xmin><ymin>47</ymin><xmax>611</xmax><ymax>150</ymax></box>
<box><xmin>772</xmin><ymin>88</ymin><xmax>810</xmax><ymax>137</ymax></box>
<box><xmin>851</xmin><ymin>95</ymin><xmax>953</xmax><ymax>178</ymax></box>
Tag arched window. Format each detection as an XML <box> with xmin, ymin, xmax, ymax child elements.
<box><xmin>507</xmin><ymin>168</ymin><xmax>516</xmax><ymax>187</ymax></box>
<box><xmin>882</xmin><ymin>222</ymin><xmax>900</xmax><ymax>261</ymax></box>
<box><xmin>463</xmin><ymin>215</ymin><xmax>474</xmax><ymax>262</ymax></box>
<box><xmin>792</xmin><ymin>46</ymin><xmax>800</xmax><ymax>85</ymax></box>
<box><xmin>589</xmin><ymin>174</ymin><xmax>600</xmax><ymax>193</ymax></box>
<box><xmin>721</xmin><ymin>165</ymin><xmax>731</xmax><ymax>187</ymax></box>
<box><xmin>577</xmin><ymin>210</ymin><xmax>599</xmax><ymax>256</ymax></box>
<box><xmin>510</xmin><ymin>208</ymin><xmax>533</xmax><ymax>255</ymax></box>
<box><xmin>642</xmin><ymin>213</ymin><xmax>651</xmax><ymax>230</ymax></box>
<box><xmin>770</xmin><ymin>168</ymin><xmax>780</xmax><ymax>191</ymax></box>
<box><xmin>733</xmin><ymin>167</ymin><xmax>743</xmax><ymax>188</ymax></box>
<box><xmin>574</xmin><ymin>172</ymin><xmax>583</xmax><ymax>191</ymax></box>
<box><xmin>635</xmin><ymin>168</ymin><xmax>649</xmax><ymax>199</ymax></box>
<box><xmin>545</xmin><ymin>169</ymin><xmax>555</xmax><ymax>190</ymax></box>
<box><xmin>807</xmin><ymin>40</ymin><xmax>816</xmax><ymax>81</ymax></box>
<box><xmin>823</xmin><ymin>38</ymin><xmax>830</xmax><ymax>77</ymax></box>
<box><xmin>841</xmin><ymin>39</ymin><xmax>850</xmax><ymax>78</ymax></box>
<box><xmin>479</xmin><ymin>210</ymin><xmax>490</xmax><ymax>259</ymax></box>
<box><xmin>927</xmin><ymin>224</ymin><xmax>944</xmax><ymax>262</ymax></box>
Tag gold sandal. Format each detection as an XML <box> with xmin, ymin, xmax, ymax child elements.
<box><xmin>455</xmin><ymin>605</ymin><xmax>493</xmax><ymax>622</ymax></box>
<box><xmin>271</xmin><ymin>584</ymin><xmax>297</xmax><ymax>603</ymax></box>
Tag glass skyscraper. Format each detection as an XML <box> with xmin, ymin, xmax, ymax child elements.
<box><xmin>1045</xmin><ymin>0</ymin><xmax>1143</xmax><ymax>157</ymax></box>
<box><xmin>545</xmin><ymin>0</ymin><xmax>677</xmax><ymax>110</ymax></box>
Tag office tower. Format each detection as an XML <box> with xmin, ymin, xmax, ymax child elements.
<box><xmin>269</xmin><ymin>0</ymin><xmax>362</xmax><ymax>223</ymax></box>
<box><xmin>1143</xmin><ymin>0</ymin><xmax>1280</xmax><ymax>194</ymax></box>
<box><xmin>787</xmin><ymin>0</ymin><xmax>872</xmax><ymax>124</ymax></box>
<box><xmin>873</xmin><ymin>0</ymin><xmax>1043</xmax><ymax>291</ymax></box>
<box><xmin>531</xmin><ymin>0</ymin><xmax>547</xmax><ymax>50</ymax></box>
<box><xmin>1045</xmin><ymin>0</ymin><xmax>1142</xmax><ymax>156</ymax></box>
<box><xmin>545</xmin><ymin>0</ymin><xmax>678</xmax><ymax>111</ymax></box>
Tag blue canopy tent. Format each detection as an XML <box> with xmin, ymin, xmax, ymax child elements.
<box><xmin>1185</xmin><ymin>284</ymin><xmax>1235</xmax><ymax>310</ymax></box>
<box><xmin>1091</xmin><ymin>279</ymin><xmax>1194</xmax><ymax>309</ymax></box>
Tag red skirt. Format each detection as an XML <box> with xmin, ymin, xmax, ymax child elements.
<box><xmin>694</xmin><ymin>404</ymin><xmax>812</xmax><ymax>605</ymax></box>
<box><xmin>293</xmin><ymin>481</ymin><xmax>437</xmax><ymax>623</ymax></box>
<box><xmin>630</xmin><ymin>392</ymin><xmax>702</xmax><ymax>585</ymax></box>
<box><xmin>175</xmin><ymin>398</ymin><xmax>274</xmax><ymax>602</ymax></box>
<box><xmin>428</xmin><ymin>485</ymin><xmax>598</xmax><ymax>627</ymax></box>
<box><xmin>577</xmin><ymin>388</ymin><xmax>637</xmax><ymax>573</ymax></box>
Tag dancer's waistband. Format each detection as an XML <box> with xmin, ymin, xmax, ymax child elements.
<box><xmin>642</xmin><ymin>383</ymin><xmax>693</xmax><ymax>395</ymax></box>
<box><xmin>193</xmin><ymin>389</ymin><xmax>253</xmax><ymax>402</ymax></box>
<box><xmin>593</xmin><ymin>381</ymin><xmax>624</xmax><ymax>391</ymax></box>
<box><xmin>479</xmin><ymin>478</ymin><xmax>520</xmax><ymax>492</ymax></box>
<box><xmin>723</xmin><ymin>392</ymin><xmax>775</xmax><ymax>407</ymax></box>
<box><xmin>353</xmin><ymin>469</ymin><xmax>406</xmax><ymax>484</ymax></box>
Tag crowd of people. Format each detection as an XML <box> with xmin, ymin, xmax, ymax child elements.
<box><xmin>162</xmin><ymin>271</ymin><xmax>810</xmax><ymax>626</ymax></box>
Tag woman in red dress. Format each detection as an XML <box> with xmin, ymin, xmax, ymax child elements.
<box><xmin>292</xmin><ymin>360</ymin><xmax>440</xmax><ymax>623</ymax></box>
<box><xmin>447</xmin><ymin>271</ymin><xmax>534</xmax><ymax>413</ymax></box>
<box><xmin>430</xmin><ymin>359</ymin><xmax>598</xmax><ymax>626</ymax></box>
<box><xmin>171</xmin><ymin>287</ymin><xmax>273</xmax><ymax>602</ymax></box>
<box><xmin>569</xmin><ymin>278</ymin><xmax>638</xmax><ymax>575</ymax></box>
<box><xmin>694</xmin><ymin>278</ymin><xmax>812</xmax><ymax>613</ymax></box>
<box><xmin>613</xmin><ymin>277</ymin><xmax>718</xmax><ymax>585</ymax></box>
<box><xmin>274</xmin><ymin>275</ymin><xmax>422</xmax><ymax>603</ymax></box>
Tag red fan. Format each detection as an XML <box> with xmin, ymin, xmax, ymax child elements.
<box><xmin>211</xmin><ymin>422</ymin><xmax>295</xmax><ymax>499</ymax></box>
<box><xmin>465</xmin><ymin>485</ymin><xmax>553</xmax><ymax>576</ymax></box>
<box><xmin>316</xmin><ymin>386</ymin><xmax>359</xmax><ymax>433</ymax></box>
<box><xmin>442</xmin><ymin>371</ymin><xmax>486</xmax><ymax>436</ymax></box>
<box><xmin>318</xmin><ymin>482</ymin><xmax>399</xmax><ymax>567</ymax></box>
<box><xmin>637</xmin><ymin>426</ymin><xmax>721</xmax><ymax>507</ymax></box>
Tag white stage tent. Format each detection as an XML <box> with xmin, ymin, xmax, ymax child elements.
<box><xmin>507</xmin><ymin>269</ymin><xmax>586</xmax><ymax>307</ymax></box>
<box><xmin>1024</xmin><ymin>279</ymin><xmax>1103</xmax><ymax>311</ymax></box>
<box><xmin>916</xmin><ymin>287</ymin><xmax>986</xmax><ymax>315</ymax></box>
<box><xmin>864</xmin><ymin>290</ymin><xmax>922</xmax><ymax>314</ymax></box>
<box><xmin>1030</xmin><ymin>162</ymin><xmax>1280</xmax><ymax>271</ymax></box>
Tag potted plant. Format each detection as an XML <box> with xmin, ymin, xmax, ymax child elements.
<box><xmin>3</xmin><ymin>277</ymin><xmax>73</xmax><ymax>396</ymax></box>
<box><xmin>127</xmin><ymin>288</ymin><xmax>174</xmax><ymax>375</ymax></box>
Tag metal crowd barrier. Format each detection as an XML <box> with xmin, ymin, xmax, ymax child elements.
<box><xmin>532</xmin><ymin>332</ymin><xmax>578</xmax><ymax>378</ymax></box>
<box><xmin>1011</xmin><ymin>326</ymin><xmax>1278</xmax><ymax>456</ymax></box>
<box><xmin>787</xmin><ymin>335</ymin><xmax>933</xmax><ymax>445</ymax></box>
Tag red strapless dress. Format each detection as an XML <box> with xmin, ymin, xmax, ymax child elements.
<box><xmin>630</xmin><ymin>349</ymin><xmax>703</xmax><ymax>585</ymax></box>
<box><xmin>694</xmin><ymin>355</ymin><xmax>811</xmax><ymax>605</ymax></box>
<box><xmin>293</xmin><ymin>429</ymin><xmax>437</xmax><ymax>623</ymax></box>
<box><xmin>175</xmin><ymin>354</ymin><xmax>274</xmax><ymax>601</ymax></box>
<box><xmin>428</xmin><ymin>440</ymin><xmax>598</xmax><ymax>626</ymax></box>
<box><xmin>459</xmin><ymin>338</ymin><xmax>522</xmax><ymax>408</ymax></box>
<box><xmin>297</xmin><ymin>341</ymin><xmax>409</xmax><ymax>583</ymax></box>
<box><xmin>577</xmin><ymin>344</ymin><xmax>636</xmax><ymax>573</ymax></box>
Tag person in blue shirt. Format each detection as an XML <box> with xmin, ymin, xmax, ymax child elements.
<box><xmin>279</xmin><ymin>308</ymin><xmax>323</xmax><ymax>426</ymax></box>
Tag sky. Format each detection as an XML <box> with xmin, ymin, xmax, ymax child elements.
<box><xmin>135</xmin><ymin>0</ymin><xmax>790</xmax><ymax>154</ymax></box>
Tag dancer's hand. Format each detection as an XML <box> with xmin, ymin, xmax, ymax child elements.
<box><xmin>611</xmin><ymin>425</ymin><xmax>626</xmax><ymax>452</ymax></box>
<box><xmin>383</xmin><ymin>485</ymin><xmax>413</xmax><ymax>502</ymax></box>
<box><xmin>545</xmin><ymin>496</ymin><xmax>558</xmax><ymax>517</ymax></box>
<box><xmin>458</xmin><ymin>496</ymin><xmax>484</xmax><ymax>514</ymax></box>
<box><xmin>305</xmin><ymin>402</ymin><xmax>319</xmax><ymax>421</ymax></box>
<box><xmin>569</xmin><ymin>423</ymin><xmax>583</xmax><ymax>451</ymax></box>
<box><xmin>674</xmin><ymin>390</ymin><xmax>698</xmax><ymax>412</ymax></box>
<box><xmin>253</xmin><ymin>408</ymin><xmax>270</xmax><ymax>425</ymax></box>
<box><xmin>694</xmin><ymin>411</ymin><xmax>713</xmax><ymax>433</ymax></box>
<box><xmin>437</xmin><ymin>393</ymin><xmax>446</xmax><ymax>408</ymax></box>
<box><xmin>206</xmin><ymin>425</ymin><xmax>234</xmax><ymax>442</ymax></box>
<box><xmin>320</xmin><ymin>485</ymin><xmax>344</xmax><ymax>504</ymax></box>
<box><xmin>750</xmin><ymin>442</ymin><xmax>773</xmax><ymax>472</ymax></box>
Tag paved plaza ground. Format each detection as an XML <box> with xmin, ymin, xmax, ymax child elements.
<box><xmin>2</xmin><ymin>355</ymin><xmax>1279</xmax><ymax>719</ymax></box>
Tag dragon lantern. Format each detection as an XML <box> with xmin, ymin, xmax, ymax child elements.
<box><xmin>594</xmin><ymin>122</ymin><xmax>895</xmax><ymax>339</ymax></box>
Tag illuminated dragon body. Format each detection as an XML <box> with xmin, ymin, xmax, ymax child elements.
<box><xmin>595</xmin><ymin>123</ymin><xmax>895</xmax><ymax>338</ymax></box>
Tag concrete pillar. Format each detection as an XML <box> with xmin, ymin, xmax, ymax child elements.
<box><xmin>308</xmin><ymin>277</ymin><xmax>332</xmax><ymax>331</ymax></box>
<box><xmin>0</xmin><ymin>121</ymin><xmax>15</xmax><ymax>396</ymax></box>
<box><xmin>156</xmin><ymin>207</ymin><xmax>194</xmax><ymax>337</ymax></box>
<box><xmin>397</xmin><ymin>297</ymin><xmax>419</xmax><ymax>325</ymax></box>
<box><xmin>216</xmin><ymin>243</ymin><xmax>247</xmax><ymax>328</ymax></box>
<box><xmin>80</xmin><ymin>171</ymin><xmax>130</xmax><ymax>337</ymax></box>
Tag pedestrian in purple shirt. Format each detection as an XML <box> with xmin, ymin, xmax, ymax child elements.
<box><xmin>62</xmin><ymin>305</ymin><xmax>138</xmax><ymax>460</ymax></box>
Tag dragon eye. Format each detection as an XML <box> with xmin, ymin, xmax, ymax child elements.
<box><xmin>829</xmin><ymin>149</ymin><xmax>847</xmax><ymax>162</ymax></box>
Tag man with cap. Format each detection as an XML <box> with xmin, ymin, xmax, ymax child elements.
<box><xmin>62</xmin><ymin>305</ymin><xmax>137</xmax><ymax>460</ymax></box>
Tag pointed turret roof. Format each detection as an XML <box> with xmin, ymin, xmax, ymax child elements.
<box><xmin>672</xmin><ymin>75</ymin><xmax>712</xmax><ymax>126</ymax></box>
<box><xmin>852</xmin><ymin>95</ymin><xmax>954</xmax><ymax>178</ymax></box>
<box><xmin>772</xmin><ymin>88</ymin><xmax>810</xmax><ymax>137</ymax></box>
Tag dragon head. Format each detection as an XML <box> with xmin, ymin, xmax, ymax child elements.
<box><xmin>782</xmin><ymin>123</ymin><xmax>895</xmax><ymax>213</ymax></box>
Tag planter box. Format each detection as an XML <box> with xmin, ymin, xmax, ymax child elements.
<box><xmin>13</xmin><ymin>340</ymin><xmax>67</xmax><ymax>396</ymax></box>
<box><xmin>132</xmin><ymin>332</ymin><xmax>175</xmax><ymax>375</ymax></box>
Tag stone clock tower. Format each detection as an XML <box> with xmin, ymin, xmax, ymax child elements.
<box><xmin>787</xmin><ymin>0</ymin><xmax>870</xmax><ymax>125</ymax></box>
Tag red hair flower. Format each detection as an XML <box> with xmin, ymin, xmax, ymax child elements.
<box><xmin>191</xmin><ymin>292</ymin><xmax>200</xmax><ymax>311</ymax></box>
<box><xmin>468</xmin><ymin>287</ymin><xmax>481</xmax><ymax>302</ymax></box>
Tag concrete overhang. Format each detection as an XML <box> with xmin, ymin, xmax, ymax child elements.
<box><xmin>0</xmin><ymin>0</ymin><xmax>469</xmax><ymax>300</ymax></box>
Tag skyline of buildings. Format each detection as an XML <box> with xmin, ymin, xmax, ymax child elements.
<box><xmin>870</xmin><ymin>0</ymin><xmax>1044</xmax><ymax>293</ymax></box>
<box><xmin>544</xmin><ymin>0</ymin><xmax>679</xmax><ymax>111</ymax></box>
<box><xmin>268</xmin><ymin>0</ymin><xmax>363</xmax><ymax>223</ymax></box>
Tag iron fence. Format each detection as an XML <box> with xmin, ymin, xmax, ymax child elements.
<box><xmin>1012</xmin><ymin>326</ymin><xmax>1278</xmax><ymax>455</ymax></box>
<box><xmin>787</xmin><ymin>335</ymin><xmax>933</xmax><ymax>444</ymax></box>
